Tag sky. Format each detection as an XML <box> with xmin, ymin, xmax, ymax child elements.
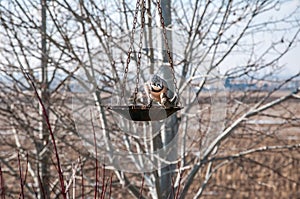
<box><xmin>198</xmin><ymin>0</ymin><xmax>299</xmax><ymax>78</ymax></box>
<box><xmin>172</xmin><ymin>0</ymin><xmax>300</xmax><ymax>78</ymax></box>
<box><xmin>0</xmin><ymin>0</ymin><xmax>299</xmax><ymax>79</ymax></box>
<box><xmin>279</xmin><ymin>42</ymin><xmax>300</xmax><ymax>77</ymax></box>
<box><xmin>275</xmin><ymin>1</ymin><xmax>300</xmax><ymax>77</ymax></box>
<box><xmin>257</xmin><ymin>0</ymin><xmax>300</xmax><ymax>77</ymax></box>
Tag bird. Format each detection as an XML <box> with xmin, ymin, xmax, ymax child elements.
<box><xmin>144</xmin><ymin>75</ymin><xmax>178</xmax><ymax>108</ymax></box>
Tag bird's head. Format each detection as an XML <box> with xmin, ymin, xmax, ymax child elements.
<box><xmin>150</xmin><ymin>75</ymin><xmax>165</xmax><ymax>91</ymax></box>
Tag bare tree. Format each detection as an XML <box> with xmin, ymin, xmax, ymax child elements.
<box><xmin>0</xmin><ymin>0</ymin><xmax>299</xmax><ymax>198</ymax></box>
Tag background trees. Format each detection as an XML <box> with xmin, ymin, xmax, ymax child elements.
<box><xmin>0</xmin><ymin>0</ymin><xmax>299</xmax><ymax>198</ymax></box>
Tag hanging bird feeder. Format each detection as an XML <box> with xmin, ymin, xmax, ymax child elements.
<box><xmin>107</xmin><ymin>0</ymin><xmax>182</xmax><ymax>121</ymax></box>
<box><xmin>108</xmin><ymin>105</ymin><xmax>182</xmax><ymax>121</ymax></box>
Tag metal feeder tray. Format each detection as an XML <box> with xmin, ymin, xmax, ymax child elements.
<box><xmin>107</xmin><ymin>105</ymin><xmax>182</xmax><ymax>121</ymax></box>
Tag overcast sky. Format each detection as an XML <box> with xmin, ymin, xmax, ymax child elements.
<box><xmin>277</xmin><ymin>1</ymin><xmax>300</xmax><ymax>76</ymax></box>
<box><xmin>216</xmin><ymin>0</ymin><xmax>300</xmax><ymax>78</ymax></box>
<box><xmin>256</xmin><ymin>1</ymin><xmax>300</xmax><ymax>77</ymax></box>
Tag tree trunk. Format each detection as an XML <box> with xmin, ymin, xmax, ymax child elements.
<box><xmin>38</xmin><ymin>0</ymin><xmax>50</xmax><ymax>198</ymax></box>
<box><xmin>157</xmin><ymin>1</ymin><xmax>179</xmax><ymax>198</ymax></box>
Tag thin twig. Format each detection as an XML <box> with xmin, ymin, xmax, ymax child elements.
<box><xmin>108</xmin><ymin>173</ymin><xmax>113</xmax><ymax>199</ymax></box>
<box><xmin>21</xmin><ymin>70</ymin><xmax>66</xmax><ymax>198</ymax></box>
<box><xmin>211</xmin><ymin>143</ymin><xmax>300</xmax><ymax>162</ymax></box>
<box><xmin>138</xmin><ymin>175</ymin><xmax>144</xmax><ymax>199</ymax></box>
<box><xmin>0</xmin><ymin>164</ymin><xmax>5</xmax><ymax>199</ymax></box>
<box><xmin>17</xmin><ymin>152</ymin><xmax>24</xmax><ymax>199</ymax></box>
<box><xmin>73</xmin><ymin>163</ymin><xmax>76</xmax><ymax>199</ymax></box>
<box><xmin>65</xmin><ymin>159</ymin><xmax>80</xmax><ymax>193</ymax></box>
<box><xmin>175</xmin><ymin>162</ymin><xmax>184</xmax><ymax>199</ymax></box>
<box><xmin>23</xmin><ymin>153</ymin><xmax>29</xmax><ymax>195</ymax></box>
<box><xmin>37</xmin><ymin>166</ymin><xmax>46</xmax><ymax>199</ymax></box>
<box><xmin>102</xmin><ymin>176</ymin><xmax>110</xmax><ymax>199</ymax></box>
<box><xmin>100</xmin><ymin>164</ymin><xmax>106</xmax><ymax>199</ymax></box>
<box><xmin>90</xmin><ymin>111</ymin><xmax>98</xmax><ymax>199</ymax></box>
<box><xmin>80</xmin><ymin>157</ymin><xmax>84</xmax><ymax>199</ymax></box>
<box><xmin>168</xmin><ymin>175</ymin><xmax>175</xmax><ymax>199</ymax></box>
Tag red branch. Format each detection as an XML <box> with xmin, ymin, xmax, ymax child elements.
<box><xmin>22</xmin><ymin>71</ymin><xmax>66</xmax><ymax>198</ymax></box>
